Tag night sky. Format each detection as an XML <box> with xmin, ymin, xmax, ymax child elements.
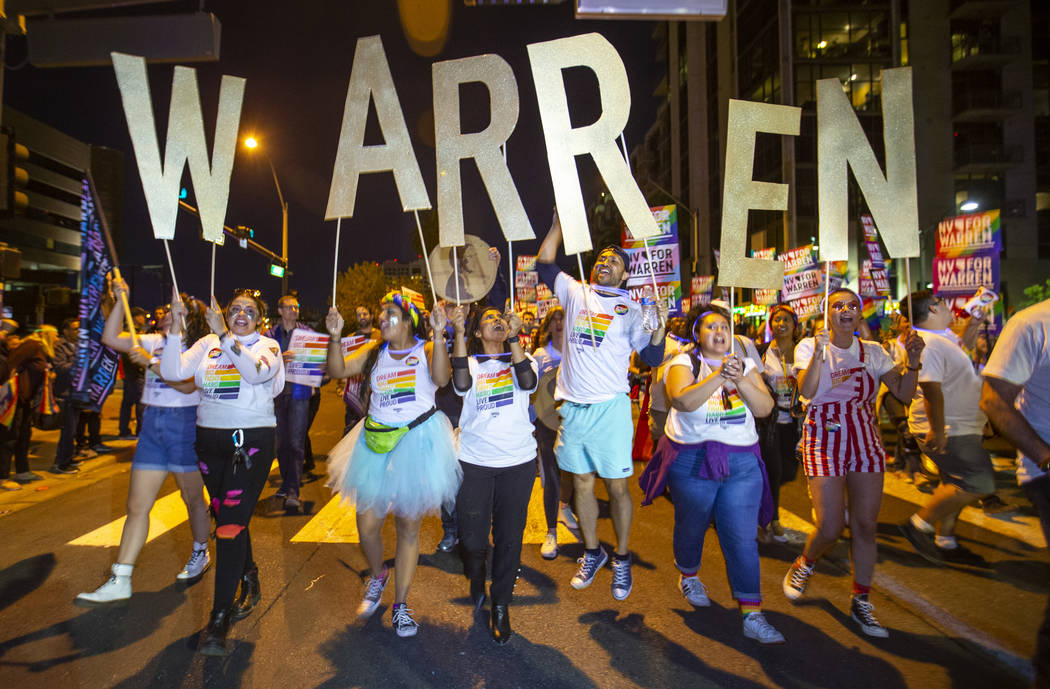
<box><xmin>4</xmin><ymin>1</ymin><xmax>663</xmax><ymax>312</ymax></box>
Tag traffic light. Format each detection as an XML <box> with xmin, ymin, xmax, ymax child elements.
<box><xmin>233</xmin><ymin>224</ymin><xmax>254</xmax><ymax>240</ymax></box>
<box><xmin>0</xmin><ymin>131</ymin><xmax>29</xmax><ymax>214</ymax></box>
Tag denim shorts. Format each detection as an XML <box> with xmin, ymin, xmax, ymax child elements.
<box><xmin>132</xmin><ymin>405</ymin><xmax>200</xmax><ymax>473</ymax></box>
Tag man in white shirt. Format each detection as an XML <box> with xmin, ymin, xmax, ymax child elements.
<box><xmin>536</xmin><ymin>212</ymin><xmax>667</xmax><ymax>601</ymax></box>
<box><xmin>897</xmin><ymin>292</ymin><xmax>992</xmax><ymax>566</ymax></box>
<box><xmin>980</xmin><ymin>298</ymin><xmax>1050</xmax><ymax>689</ymax></box>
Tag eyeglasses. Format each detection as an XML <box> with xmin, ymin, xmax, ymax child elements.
<box><xmin>830</xmin><ymin>302</ymin><xmax>861</xmax><ymax>312</ymax></box>
<box><xmin>227</xmin><ymin>304</ymin><xmax>259</xmax><ymax>319</ymax></box>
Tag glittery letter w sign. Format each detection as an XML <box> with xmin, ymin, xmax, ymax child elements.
<box><xmin>111</xmin><ymin>52</ymin><xmax>245</xmax><ymax>244</ymax></box>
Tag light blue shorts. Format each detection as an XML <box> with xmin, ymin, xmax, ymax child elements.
<box><xmin>555</xmin><ymin>394</ymin><xmax>634</xmax><ymax>479</ymax></box>
<box><xmin>132</xmin><ymin>405</ymin><xmax>200</xmax><ymax>473</ymax></box>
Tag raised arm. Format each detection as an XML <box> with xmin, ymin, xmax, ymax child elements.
<box><xmin>506</xmin><ymin>313</ymin><xmax>537</xmax><ymax>391</ymax></box>
<box><xmin>160</xmin><ymin>295</ymin><xmax>207</xmax><ymax>380</ymax></box>
<box><xmin>204</xmin><ymin>297</ymin><xmax>280</xmax><ymax>384</ymax></box>
<box><xmin>101</xmin><ymin>278</ymin><xmax>136</xmax><ymax>353</ymax></box>
<box><xmin>537</xmin><ymin>208</ymin><xmax>562</xmax><ymax>265</ymax></box>
<box><xmin>797</xmin><ymin>330</ymin><xmax>829</xmax><ymax>399</ymax></box>
<box><xmin>732</xmin><ymin>362</ymin><xmax>774</xmax><ymax>417</ymax></box>
<box><xmin>427</xmin><ymin>302</ymin><xmax>451</xmax><ymax>388</ymax></box>
<box><xmin>450</xmin><ymin>306</ymin><xmax>472</xmax><ymax>393</ymax></box>
<box><xmin>324</xmin><ymin>307</ymin><xmax>380</xmax><ymax>379</ymax></box>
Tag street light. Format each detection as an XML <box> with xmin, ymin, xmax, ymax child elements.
<box><xmin>242</xmin><ymin>135</ymin><xmax>288</xmax><ymax>294</ymax></box>
<box><xmin>960</xmin><ymin>200</ymin><xmax>980</xmax><ymax>212</ymax></box>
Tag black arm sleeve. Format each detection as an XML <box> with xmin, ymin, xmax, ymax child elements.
<box><xmin>536</xmin><ymin>261</ymin><xmax>562</xmax><ymax>292</ymax></box>
<box><xmin>639</xmin><ymin>339</ymin><xmax>666</xmax><ymax>368</ymax></box>
<box><xmin>513</xmin><ymin>358</ymin><xmax>537</xmax><ymax>391</ymax></box>
<box><xmin>451</xmin><ymin>356</ymin><xmax>472</xmax><ymax>393</ymax></box>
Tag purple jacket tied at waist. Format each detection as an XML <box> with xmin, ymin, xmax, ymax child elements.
<box><xmin>638</xmin><ymin>435</ymin><xmax>774</xmax><ymax>527</ymax></box>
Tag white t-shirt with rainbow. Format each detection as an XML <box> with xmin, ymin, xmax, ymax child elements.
<box><xmin>456</xmin><ymin>354</ymin><xmax>539</xmax><ymax>468</ymax></box>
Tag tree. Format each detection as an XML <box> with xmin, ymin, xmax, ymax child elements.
<box><xmin>1021</xmin><ymin>278</ymin><xmax>1050</xmax><ymax>309</ymax></box>
<box><xmin>335</xmin><ymin>262</ymin><xmax>394</xmax><ymax>333</ymax></box>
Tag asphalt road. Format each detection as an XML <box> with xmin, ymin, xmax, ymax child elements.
<box><xmin>0</xmin><ymin>387</ymin><xmax>1045</xmax><ymax>689</ymax></box>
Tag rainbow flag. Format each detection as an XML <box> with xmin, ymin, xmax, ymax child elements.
<box><xmin>0</xmin><ymin>376</ymin><xmax>18</xmax><ymax>428</ymax></box>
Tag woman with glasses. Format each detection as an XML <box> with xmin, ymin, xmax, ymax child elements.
<box><xmin>76</xmin><ymin>281</ymin><xmax>211</xmax><ymax>606</ymax></box>
<box><xmin>782</xmin><ymin>288</ymin><xmax>923</xmax><ymax>638</ymax></box>
<box><xmin>324</xmin><ymin>292</ymin><xmax>459</xmax><ymax>638</ymax></box>
<box><xmin>638</xmin><ymin>305</ymin><xmax>785</xmax><ymax>644</ymax></box>
<box><xmin>161</xmin><ymin>289</ymin><xmax>285</xmax><ymax>656</ymax></box>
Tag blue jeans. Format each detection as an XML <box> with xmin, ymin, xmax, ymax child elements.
<box><xmin>668</xmin><ymin>447</ymin><xmax>763</xmax><ymax>601</ymax></box>
<box><xmin>274</xmin><ymin>394</ymin><xmax>309</xmax><ymax>499</ymax></box>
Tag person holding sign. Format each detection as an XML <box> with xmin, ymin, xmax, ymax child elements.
<box><xmin>76</xmin><ymin>281</ymin><xmax>211</xmax><ymax>606</ymax></box>
<box><xmin>161</xmin><ymin>290</ymin><xmax>285</xmax><ymax>656</ymax></box>
<box><xmin>449</xmin><ymin>306</ymin><xmax>538</xmax><ymax>644</ymax></box>
<box><xmin>783</xmin><ymin>288</ymin><xmax>923</xmax><ymax>638</ymax></box>
<box><xmin>639</xmin><ymin>306</ymin><xmax>784</xmax><ymax>644</ymax></box>
<box><xmin>324</xmin><ymin>292</ymin><xmax>460</xmax><ymax>638</ymax></box>
<box><xmin>536</xmin><ymin>212</ymin><xmax>668</xmax><ymax>600</ymax></box>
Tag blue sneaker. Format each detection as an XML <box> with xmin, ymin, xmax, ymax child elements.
<box><xmin>570</xmin><ymin>547</ymin><xmax>608</xmax><ymax>590</ymax></box>
<box><xmin>610</xmin><ymin>555</ymin><xmax>633</xmax><ymax>601</ymax></box>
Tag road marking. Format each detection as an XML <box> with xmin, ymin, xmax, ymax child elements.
<box><xmin>68</xmin><ymin>460</ymin><xmax>280</xmax><ymax>548</ymax></box>
<box><xmin>69</xmin><ymin>489</ymin><xmax>189</xmax><ymax>547</ymax></box>
<box><xmin>290</xmin><ymin>495</ymin><xmax>360</xmax><ymax>543</ymax></box>
<box><xmin>778</xmin><ymin>506</ymin><xmax>1035</xmax><ymax>684</ymax></box>
<box><xmin>881</xmin><ymin>471</ymin><xmax>1046</xmax><ymax>548</ymax></box>
<box><xmin>290</xmin><ymin>477</ymin><xmax>580</xmax><ymax>545</ymax></box>
<box><xmin>522</xmin><ymin>477</ymin><xmax>580</xmax><ymax>545</ymax></box>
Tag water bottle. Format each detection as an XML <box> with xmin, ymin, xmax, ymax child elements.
<box><xmin>640</xmin><ymin>285</ymin><xmax>660</xmax><ymax>332</ymax></box>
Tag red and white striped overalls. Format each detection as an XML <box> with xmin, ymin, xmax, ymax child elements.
<box><xmin>801</xmin><ymin>339</ymin><xmax>886</xmax><ymax>477</ymax></box>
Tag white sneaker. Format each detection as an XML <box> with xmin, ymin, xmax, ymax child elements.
<box><xmin>75</xmin><ymin>563</ymin><xmax>133</xmax><ymax>606</ymax></box>
<box><xmin>783</xmin><ymin>559</ymin><xmax>814</xmax><ymax>601</ymax></box>
<box><xmin>176</xmin><ymin>547</ymin><xmax>210</xmax><ymax>581</ymax></box>
<box><xmin>540</xmin><ymin>533</ymin><xmax>558</xmax><ymax>560</ymax></box>
<box><xmin>679</xmin><ymin>575</ymin><xmax>710</xmax><ymax>607</ymax></box>
<box><xmin>558</xmin><ymin>504</ymin><xmax>579</xmax><ymax>531</ymax></box>
<box><xmin>357</xmin><ymin>570</ymin><xmax>389</xmax><ymax>619</ymax></box>
<box><xmin>742</xmin><ymin>612</ymin><xmax>786</xmax><ymax>644</ymax></box>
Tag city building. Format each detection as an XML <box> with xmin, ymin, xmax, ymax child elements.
<box><xmin>635</xmin><ymin>0</ymin><xmax>1048</xmax><ymax>309</ymax></box>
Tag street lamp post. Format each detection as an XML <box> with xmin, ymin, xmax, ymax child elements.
<box><xmin>244</xmin><ymin>136</ymin><xmax>289</xmax><ymax>295</ymax></box>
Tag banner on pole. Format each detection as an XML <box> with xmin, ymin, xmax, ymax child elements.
<box><xmin>72</xmin><ymin>180</ymin><xmax>120</xmax><ymax>410</ymax></box>
<box><xmin>933</xmin><ymin>209</ymin><xmax>1002</xmax><ymax>331</ymax></box>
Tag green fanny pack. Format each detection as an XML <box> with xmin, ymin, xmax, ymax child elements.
<box><xmin>363</xmin><ymin>407</ymin><xmax>438</xmax><ymax>454</ymax></box>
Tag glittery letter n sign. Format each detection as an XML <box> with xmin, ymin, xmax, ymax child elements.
<box><xmin>817</xmin><ymin>67</ymin><xmax>919</xmax><ymax>260</ymax></box>
<box><xmin>326</xmin><ymin>35</ymin><xmax>431</xmax><ymax>219</ymax></box>
<box><xmin>433</xmin><ymin>55</ymin><xmax>534</xmax><ymax>248</ymax></box>
<box><xmin>717</xmin><ymin>100</ymin><xmax>800</xmax><ymax>288</ymax></box>
<box><xmin>527</xmin><ymin>33</ymin><xmax>659</xmax><ymax>256</ymax></box>
<box><xmin>111</xmin><ymin>52</ymin><xmax>245</xmax><ymax>245</ymax></box>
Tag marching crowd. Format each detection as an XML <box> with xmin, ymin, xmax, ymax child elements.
<box><xmin>0</xmin><ymin>214</ymin><xmax>1047</xmax><ymax>687</ymax></box>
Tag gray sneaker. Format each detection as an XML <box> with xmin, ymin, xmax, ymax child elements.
<box><xmin>743</xmin><ymin>612</ymin><xmax>786</xmax><ymax>644</ymax></box>
<box><xmin>392</xmin><ymin>604</ymin><xmax>418</xmax><ymax>637</ymax></box>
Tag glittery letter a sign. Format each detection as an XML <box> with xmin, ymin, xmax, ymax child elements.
<box><xmin>111</xmin><ymin>52</ymin><xmax>244</xmax><ymax>244</ymax></box>
<box><xmin>817</xmin><ymin>67</ymin><xmax>918</xmax><ymax>260</ymax></box>
<box><xmin>326</xmin><ymin>35</ymin><xmax>431</xmax><ymax>219</ymax></box>
<box><xmin>527</xmin><ymin>33</ymin><xmax>659</xmax><ymax>256</ymax></box>
<box><xmin>718</xmin><ymin>100</ymin><xmax>800</xmax><ymax>288</ymax></box>
<box><xmin>433</xmin><ymin>54</ymin><xmax>534</xmax><ymax>247</ymax></box>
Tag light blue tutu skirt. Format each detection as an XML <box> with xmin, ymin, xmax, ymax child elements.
<box><xmin>327</xmin><ymin>411</ymin><xmax>461</xmax><ymax>520</ymax></box>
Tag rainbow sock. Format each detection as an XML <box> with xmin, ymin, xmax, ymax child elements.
<box><xmin>739</xmin><ymin>599</ymin><xmax>762</xmax><ymax>617</ymax></box>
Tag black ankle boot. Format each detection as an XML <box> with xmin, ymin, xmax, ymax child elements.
<box><xmin>470</xmin><ymin>577</ymin><xmax>486</xmax><ymax>612</ymax></box>
<box><xmin>198</xmin><ymin>608</ymin><xmax>232</xmax><ymax>656</ymax></box>
<box><xmin>232</xmin><ymin>567</ymin><xmax>260</xmax><ymax>621</ymax></box>
<box><xmin>491</xmin><ymin>604</ymin><xmax>512</xmax><ymax>645</ymax></box>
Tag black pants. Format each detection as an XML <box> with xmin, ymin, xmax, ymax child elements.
<box><xmin>456</xmin><ymin>460</ymin><xmax>534</xmax><ymax>606</ymax></box>
<box><xmin>76</xmin><ymin>411</ymin><xmax>101</xmax><ymax>448</ymax></box>
<box><xmin>303</xmin><ymin>391</ymin><xmax>322</xmax><ymax>470</ymax></box>
<box><xmin>0</xmin><ymin>400</ymin><xmax>32</xmax><ymax>478</ymax></box>
<box><xmin>54</xmin><ymin>399</ymin><xmax>81</xmax><ymax>468</ymax></box>
<box><xmin>119</xmin><ymin>374</ymin><xmax>143</xmax><ymax>436</ymax></box>
<box><xmin>758</xmin><ymin>420</ymin><xmax>800</xmax><ymax>516</ymax></box>
<box><xmin>536</xmin><ymin>422</ymin><xmax>561</xmax><ymax>530</ymax></box>
<box><xmin>1023</xmin><ymin>475</ymin><xmax>1050</xmax><ymax>689</ymax></box>
<box><xmin>196</xmin><ymin>426</ymin><xmax>275</xmax><ymax>611</ymax></box>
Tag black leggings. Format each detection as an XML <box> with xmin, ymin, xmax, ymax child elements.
<box><xmin>759</xmin><ymin>420</ymin><xmax>800</xmax><ymax>516</ymax></box>
<box><xmin>456</xmin><ymin>460</ymin><xmax>534</xmax><ymax>606</ymax></box>
<box><xmin>536</xmin><ymin>422</ymin><xmax>560</xmax><ymax>530</ymax></box>
<box><xmin>196</xmin><ymin>426</ymin><xmax>275</xmax><ymax>611</ymax></box>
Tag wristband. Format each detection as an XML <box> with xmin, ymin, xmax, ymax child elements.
<box><xmin>219</xmin><ymin>330</ymin><xmax>230</xmax><ymax>343</ymax></box>
<box><xmin>907</xmin><ymin>364</ymin><xmax>921</xmax><ymax>371</ymax></box>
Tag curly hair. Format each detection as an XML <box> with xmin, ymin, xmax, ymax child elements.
<box><xmin>533</xmin><ymin>305</ymin><xmax>565</xmax><ymax>350</ymax></box>
<box><xmin>179</xmin><ymin>294</ymin><xmax>210</xmax><ymax>346</ymax></box>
